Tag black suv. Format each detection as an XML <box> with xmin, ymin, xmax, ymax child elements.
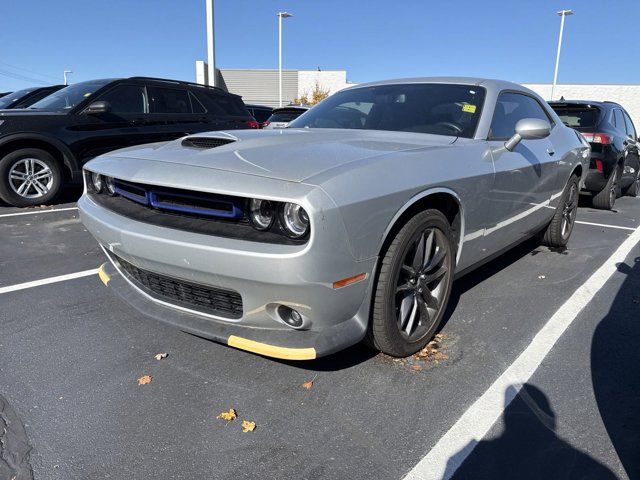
<box><xmin>0</xmin><ymin>85</ymin><xmax>65</xmax><ymax>110</ymax></box>
<box><xmin>549</xmin><ymin>100</ymin><xmax>639</xmax><ymax>209</ymax></box>
<box><xmin>0</xmin><ymin>76</ymin><xmax>257</xmax><ymax>206</ymax></box>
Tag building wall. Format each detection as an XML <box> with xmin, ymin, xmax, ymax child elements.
<box><xmin>210</xmin><ymin>69</ymin><xmax>350</xmax><ymax>107</ymax></box>
<box><xmin>523</xmin><ymin>83</ymin><xmax>640</xmax><ymax>130</ymax></box>
<box><xmin>218</xmin><ymin>69</ymin><xmax>298</xmax><ymax>108</ymax></box>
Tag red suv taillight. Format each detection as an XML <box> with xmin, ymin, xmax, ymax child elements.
<box><xmin>581</xmin><ymin>132</ymin><xmax>613</xmax><ymax>144</ymax></box>
<box><xmin>246</xmin><ymin>120</ymin><xmax>260</xmax><ymax>129</ymax></box>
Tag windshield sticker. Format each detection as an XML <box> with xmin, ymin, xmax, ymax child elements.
<box><xmin>462</xmin><ymin>104</ymin><xmax>477</xmax><ymax>114</ymax></box>
<box><xmin>83</xmin><ymin>93</ymin><xmax>92</xmax><ymax>97</ymax></box>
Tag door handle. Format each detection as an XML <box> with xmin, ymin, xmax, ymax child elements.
<box><xmin>547</xmin><ymin>148</ymin><xmax>555</xmax><ymax>156</ymax></box>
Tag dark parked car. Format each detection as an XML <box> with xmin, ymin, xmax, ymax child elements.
<box><xmin>264</xmin><ymin>106</ymin><xmax>309</xmax><ymax>129</ymax></box>
<box><xmin>0</xmin><ymin>92</ymin><xmax>10</xmax><ymax>98</ymax></box>
<box><xmin>0</xmin><ymin>85</ymin><xmax>65</xmax><ymax>110</ymax></box>
<box><xmin>549</xmin><ymin>100</ymin><xmax>639</xmax><ymax>209</ymax></box>
<box><xmin>245</xmin><ymin>104</ymin><xmax>273</xmax><ymax>127</ymax></box>
<box><xmin>0</xmin><ymin>76</ymin><xmax>258</xmax><ymax>207</ymax></box>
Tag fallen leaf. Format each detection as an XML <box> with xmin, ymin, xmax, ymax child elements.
<box><xmin>137</xmin><ymin>375</ymin><xmax>152</xmax><ymax>385</ymax></box>
<box><xmin>301</xmin><ymin>380</ymin><xmax>313</xmax><ymax>390</ymax></box>
<box><xmin>217</xmin><ymin>408</ymin><xmax>237</xmax><ymax>421</ymax></box>
<box><xmin>411</xmin><ymin>364</ymin><xmax>423</xmax><ymax>372</ymax></box>
<box><xmin>241</xmin><ymin>420</ymin><xmax>256</xmax><ymax>432</ymax></box>
<box><xmin>154</xmin><ymin>353</ymin><xmax>168</xmax><ymax>360</ymax></box>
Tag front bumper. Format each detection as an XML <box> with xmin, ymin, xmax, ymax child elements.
<box><xmin>79</xmin><ymin>194</ymin><xmax>376</xmax><ymax>359</ymax></box>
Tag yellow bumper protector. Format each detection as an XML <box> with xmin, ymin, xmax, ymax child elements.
<box><xmin>98</xmin><ymin>263</ymin><xmax>111</xmax><ymax>286</ymax></box>
<box><xmin>227</xmin><ymin>335</ymin><xmax>316</xmax><ymax>360</ymax></box>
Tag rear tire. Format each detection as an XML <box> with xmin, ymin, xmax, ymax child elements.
<box><xmin>542</xmin><ymin>174</ymin><xmax>579</xmax><ymax>248</ymax></box>
<box><xmin>592</xmin><ymin>165</ymin><xmax>619</xmax><ymax>210</ymax></box>
<box><xmin>0</xmin><ymin>148</ymin><xmax>62</xmax><ymax>207</ymax></box>
<box><xmin>369</xmin><ymin>209</ymin><xmax>454</xmax><ymax>357</ymax></box>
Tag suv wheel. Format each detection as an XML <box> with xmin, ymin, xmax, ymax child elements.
<box><xmin>592</xmin><ymin>165</ymin><xmax>619</xmax><ymax>210</ymax></box>
<box><xmin>0</xmin><ymin>149</ymin><xmax>62</xmax><ymax>207</ymax></box>
<box><xmin>369</xmin><ymin>209</ymin><xmax>454</xmax><ymax>357</ymax></box>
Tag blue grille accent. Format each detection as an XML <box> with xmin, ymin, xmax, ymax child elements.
<box><xmin>112</xmin><ymin>180</ymin><xmax>244</xmax><ymax>220</ymax></box>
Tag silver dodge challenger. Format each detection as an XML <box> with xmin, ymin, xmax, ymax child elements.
<box><xmin>79</xmin><ymin>77</ymin><xmax>590</xmax><ymax>360</ymax></box>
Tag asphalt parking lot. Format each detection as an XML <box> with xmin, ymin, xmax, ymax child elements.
<box><xmin>1</xmin><ymin>191</ymin><xmax>639</xmax><ymax>480</ymax></box>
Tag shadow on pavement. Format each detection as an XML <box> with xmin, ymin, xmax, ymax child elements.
<box><xmin>0</xmin><ymin>185</ymin><xmax>82</xmax><ymax>209</ymax></box>
<box><xmin>448</xmin><ymin>384</ymin><xmax>617</xmax><ymax>479</ymax></box>
<box><xmin>592</xmin><ymin>257</ymin><xmax>640</xmax><ymax>480</ymax></box>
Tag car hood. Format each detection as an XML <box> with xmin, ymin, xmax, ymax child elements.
<box><xmin>104</xmin><ymin>128</ymin><xmax>458</xmax><ymax>183</ymax></box>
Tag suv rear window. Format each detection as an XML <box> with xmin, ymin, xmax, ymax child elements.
<box><xmin>198</xmin><ymin>91</ymin><xmax>248</xmax><ymax>116</ymax></box>
<box><xmin>550</xmin><ymin>104</ymin><xmax>600</xmax><ymax>128</ymax></box>
<box><xmin>148</xmin><ymin>87</ymin><xmax>191</xmax><ymax>114</ymax></box>
<box><xmin>268</xmin><ymin>109</ymin><xmax>306</xmax><ymax>123</ymax></box>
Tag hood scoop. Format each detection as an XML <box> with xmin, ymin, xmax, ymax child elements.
<box><xmin>182</xmin><ymin>136</ymin><xmax>236</xmax><ymax>149</ymax></box>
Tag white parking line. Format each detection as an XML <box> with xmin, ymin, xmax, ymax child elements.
<box><xmin>0</xmin><ymin>206</ymin><xmax>78</xmax><ymax>218</ymax></box>
<box><xmin>575</xmin><ymin>220</ymin><xmax>636</xmax><ymax>231</ymax></box>
<box><xmin>403</xmin><ymin>224</ymin><xmax>640</xmax><ymax>480</ymax></box>
<box><xmin>0</xmin><ymin>269</ymin><xmax>98</xmax><ymax>295</ymax></box>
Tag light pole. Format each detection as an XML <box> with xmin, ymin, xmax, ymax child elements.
<box><xmin>206</xmin><ymin>0</ymin><xmax>216</xmax><ymax>87</ymax></box>
<box><xmin>63</xmin><ymin>70</ymin><xmax>73</xmax><ymax>85</ymax></box>
<box><xmin>277</xmin><ymin>12</ymin><xmax>293</xmax><ymax>107</ymax></box>
<box><xmin>551</xmin><ymin>9</ymin><xmax>573</xmax><ymax>101</ymax></box>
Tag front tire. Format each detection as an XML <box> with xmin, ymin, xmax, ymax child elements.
<box><xmin>0</xmin><ymin>148</ymin><xmax>62</xmax><ymax>207</ymax></box>
<box><xmin>542</xmin><ymin>174</ymin><xmax>579</xmax><ymax>248</ymax></box>
<box><xmin>369</xmin><ymin>209</ymin><xmax>454</xmax><ymax>357</ymax></box>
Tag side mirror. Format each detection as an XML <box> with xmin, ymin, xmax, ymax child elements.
<box><xmin>504</xmin><ymin>118</ymin><xmax>552</xmax><ymax>151</ymax></box>
<box><xmin>85</xmin><ymin>101</ymin><xmax>111</xmax><ymax>114</ymax></box>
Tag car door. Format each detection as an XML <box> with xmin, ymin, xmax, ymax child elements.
<box><xmin>147</xmin><ymin>86</ymin><xmax>213</xmax><ymax>141</ymax></box>
<box><xmin>483</xmin><ymin>91</ymin><xmax>559</xmax><ymax>250</ymax></box>
<box><xmin>71</xmin><ymin>84</ymin><xmax>157</xmax><ymax>161</ymax></box>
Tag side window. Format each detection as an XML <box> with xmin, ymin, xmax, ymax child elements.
<box><xmin>622</xmin><ymin>111</ymin><xmax>637</xmax><ymax>139</ymax></box>
<box><xmin>202</xmin><ymin>92</ymin><xmax>248</xmax><ymax>116</ymax></box>
<box><xmin>614</xmin><ymin>109</ymin><xmax>625</xmax><ymax>133</ymax></box>
<box><xmin>489</xmin><ymin>92</ymin><xmax>552</xmax><ymax>139</ymax></box>
<box><xmin>148</xmin><ymin>87</ymin><xmax>191</xmax><ymax>114</ymax></box>
<box><xmin>97</xmin><ymin>85</ymin><xmax>147</xmax><ymax>114</ymax></box>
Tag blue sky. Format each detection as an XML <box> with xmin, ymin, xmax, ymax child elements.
<box><xmin>1</xmin><ymin>0</ymin><xmax>638</xmax><ymax>91</ymax></box>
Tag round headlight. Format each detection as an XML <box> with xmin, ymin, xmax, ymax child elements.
<box><xmin>105</xmin><ymin>176</ymin><xmax>115</xmax><ymax>195</ymax></box>
<box><xmin>91</xmin><ymin>172</ymin><xmax>103</xmax><ymax>192</ymax></box>
<box><xmin>280</xmin><ymin>202</ymin><xmax>310</xmax><ymax>238</ymax></box>
<box><xmin>249</xmin><ymin>198</ymin><xmax>275</xmax><ymax>230</ymax></box>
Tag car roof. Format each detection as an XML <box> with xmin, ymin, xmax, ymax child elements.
<box><xmin>344</xmin><ymin>76</ymin><xmax>532</xmax><ymax>94</ymax></box>
<box><xmin>272</xmin><ymin>106</ymin><xmax>309</xmax><ymax>113</ymax></box>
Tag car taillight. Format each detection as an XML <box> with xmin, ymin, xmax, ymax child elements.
<box><xmin>595</xmin><ymin>160</ymin><xmax>604</xmax><ymax>172</ymax></box>
<box><xmin>246</xmin><ymin>120</ymin><xmax>259</xmax><ymax>129</ymax></box>
<box><xmin>581</xmin><ymin>132</ymin><xmax>612</xmax><ymax>144</ymax></box>
<box><xmin>261</xmin><ymin>121</ymin><xmax>270</xmax><ymax>128</ymax></box>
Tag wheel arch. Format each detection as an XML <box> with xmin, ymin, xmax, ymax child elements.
<box><xmin>379</xmin><ymin>188</ymin><xmax>465</xmax><ymax>267</ymax></box>
<box><xmin>0</xmin><ymin>134</ymin><xmax>79</xmax><ymax>183</ymax></box>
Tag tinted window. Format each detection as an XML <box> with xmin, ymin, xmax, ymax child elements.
<box><xmin>13</xmin><ymin>88</ymin><xmax>57</xmax><ymax>109</ymax></box>
<box><xmin>614</xmin><ymin>109</ymin><xmax>625</xmax><ymax>132</ymax></box>
<box><xmin>622</xmin><ymin>111</ymin><xmax>636</xmax><ymax>138</ymax></box>
<box><xmin>0</xmin><ymin>88</ymin><xmax>34</xmax><ymax>109</ymax></box>
<box><xmin>489</xmin><ymin>92</ymin><xmax>552</xmax><ymax>139</ymax></box>
<box><xmin>268</xmin><ymin>109</ymin><xmax>306</xmax><ymax>123</ymax></box>
<box><xmin>198</xmin><ymin>91</ymin><xmax>248</xmax><ymax>116</ymax></box>
<box><xmin>290</xmin><ymin>83</ymin><xmax>486</xmax><ymax>138</ymax></box>
<box><xmin>98</xmin><ymin>85</ymin><xmax>147</xmax><ymax>114</ymax></box>
<box><xmin>29</xmin><ymin>80</ymin><xmax>112</xmax><ymax>112</ymax></box>
<box><xmin>550</xmin><ymin>104</ymin><xmax>599</xmax><ymax>128</ymax></box>
<box><xmin>251</xmin><ymin>108</ymin><xmax>272</xmax><ymax>123</ymax></box>
<box><xmin>148</xmin><ymin>87</ymin><xmax>190</xmax><ymax>114</ymax></box>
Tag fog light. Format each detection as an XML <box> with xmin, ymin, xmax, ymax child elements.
<box><xmin>277</xmin><ymin>305</ymin><xmax>304</xmax><ymax>328</ymax></box>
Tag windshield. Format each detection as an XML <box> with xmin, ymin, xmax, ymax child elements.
<box><xmin>0</xmin><ymin>88</ymin><xmax>34</xmax><ymax>109</ymax></box>
<box><xmin>290</xmin><ymin>83</ymin><xmax>485</xmax><ymax>138</ymax></box>
<box><xmin>29</xmin><ymin>80</ymin><xmax>112</xmax><ymax>112</ymax></box>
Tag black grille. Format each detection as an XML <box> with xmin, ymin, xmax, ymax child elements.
<box><xmin>115</xmin><ymin>255</ymin><xmax>243</xmax><ymax>319</ymax></box>
<box><xmin>182</xmin><ymin>137</ymin><xmax>235</xmax><ymax>149</ymax></box>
